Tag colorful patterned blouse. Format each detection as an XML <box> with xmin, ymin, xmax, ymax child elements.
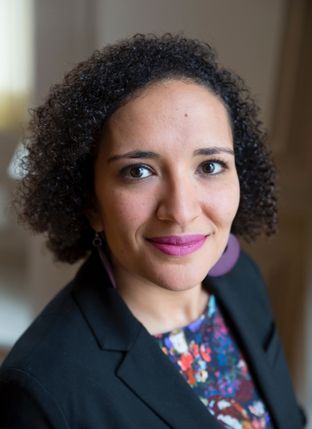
<box><xmin>154</xmin><ymin>295</ymin><xmax>273</xmax><ymax>429</ymax></box>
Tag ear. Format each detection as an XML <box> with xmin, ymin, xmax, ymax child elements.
<box><xmin>85</xmin><ymin>207</ymin><xmax>104</xmax><ymax>232</ymax></box>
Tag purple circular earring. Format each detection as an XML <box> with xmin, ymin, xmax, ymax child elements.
<box><xmin>208</xmin><ymin>234</ymin><xmax>240</xmax><ymax>277</ymax></box>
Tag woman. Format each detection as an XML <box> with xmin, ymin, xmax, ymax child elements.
<box><xmin>0</xmin><ymin>34</ymin><xmax>305</xmax><ymax>428</ymax></box>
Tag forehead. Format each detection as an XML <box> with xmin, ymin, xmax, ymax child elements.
<box><xmin>110</xmin><ymin>79</ymin><xmax>230</xmax><ymax>123</ymax></box>
<box><xmin>101</xmin><ymin>79</ymin><xmax>233</xmax><ymax>154</ymax></box>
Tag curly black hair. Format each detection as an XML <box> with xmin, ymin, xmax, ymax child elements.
<box><xmin>16</xmin><ymin>33</ymin><xmax>277</xmax><ymax>263</ymax></box>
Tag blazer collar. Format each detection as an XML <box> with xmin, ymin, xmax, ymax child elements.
<box><xmin>72</xmin><ymin>251</ymin><xmax>298</xmax><ymax>429</ymax></box>
<box><xmin>72</xmin><ymin>252</ymin><xmax>141</xmax><ymax>351</ymax></box>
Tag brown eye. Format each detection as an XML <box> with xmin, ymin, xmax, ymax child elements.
<box><xmin>121</xmin><ymin>164</ymin><xmax>154</xmax><ymax>180</ymax></box>
<box><xmin>199</xmin><ymin>160</ymin><xmax>226</xmax><ymax>175</ymax></box>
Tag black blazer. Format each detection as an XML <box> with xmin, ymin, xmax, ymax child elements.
<box><xmin>0</xmin><ymin>251</ymin><xmax>305</xmax><ymax>428</ymax></box>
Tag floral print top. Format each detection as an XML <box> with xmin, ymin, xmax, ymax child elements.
<box><xmin>154</xmin><ymin>295</ymin><xmax>273</xmax><ymax>429</ymax></box>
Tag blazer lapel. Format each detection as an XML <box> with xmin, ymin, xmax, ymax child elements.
<box><xmin>205</xmin><ymin>260</ymin><xmax>300</xmax><ymax>429</ymax></box>
<box><xmin>117</xmin><ymin>327</ymin><xmax>223</xmax><ymax>429</ymax></box>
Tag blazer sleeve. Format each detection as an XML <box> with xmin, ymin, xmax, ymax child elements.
<box><xmin>0</xmin><ymin>368</ymin><xmax>69</xmax><ymax>429</ymax></box>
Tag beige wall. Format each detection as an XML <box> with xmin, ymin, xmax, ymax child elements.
<box><xmin>95</xmin><ymin>0</ymin><xmax>286</xmax><ymax>128</ymax></box>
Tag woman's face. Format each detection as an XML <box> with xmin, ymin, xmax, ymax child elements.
<box><xmin>92</xmin><ymin>80</ymin><xmax>240</xmax><ymax>292</ymax></box>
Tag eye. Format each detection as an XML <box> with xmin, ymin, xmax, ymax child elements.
<box><xmin>120</xmin><ymin>164</ymin><xmax>154</xmax><ymax>180</ymax></box>
<box><xmin>198</xmin><ymin>160</ymin><xmax>227</xmax><ymax>175</ymax></box>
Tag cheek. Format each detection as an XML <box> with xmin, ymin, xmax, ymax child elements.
<box><xmin>99</xmin><ymin>188</ymin><xmax>154</xmax><ymax>232</ymax></box>
<box><xmin>203</xmin><ymin>180</ymin><xmax>240</xmax><ymax>225</ymax></box>
<box><xmin>223</xmin><ymin>183</ymin><xmax>240</xmax><ymax>222</ymax></box>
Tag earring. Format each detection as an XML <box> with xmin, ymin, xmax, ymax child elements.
<box><xmin>208</xmin><ymin>234</ymin><xmax>240</xmax><ymax>277</ymax></box>
<box><xmin>93</xmin><ymin>232</ymin><xmax>117</xmax><ymax>289</ymax></box>
<box><xmin>98</xmin><ymin>246</ymin><xmax>117</xmax><ymax>289</ymax></box>
<box><xmin>92</xmin><ymin>232</ymin><xmax>103</xmax><ymax>247</ymax></box>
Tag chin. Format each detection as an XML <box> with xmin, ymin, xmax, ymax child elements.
<box><xmin>143</xmin><ymin>262</ymin><xmax>211</xmax><ymax>292</ymax></box>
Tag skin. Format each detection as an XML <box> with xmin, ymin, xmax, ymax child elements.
<box><xmin>91</xmin><ymin>79</ymin><xmax>240</xmax><ymax>334</ymax></box>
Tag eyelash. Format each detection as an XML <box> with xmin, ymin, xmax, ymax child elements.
<box><xmin>197</xmin><ymin>159</ymin><xmax>228</xmax><ymax>176</ymax></box>
<box><xmin>119</xmin><ymin>159</ymin><xmax>228</xmax><ymax>181</ymax></box>
<box><xmin>119</xmin><ymin>164</ymin><xmax>154</xmax><ymax>181</ymax></box>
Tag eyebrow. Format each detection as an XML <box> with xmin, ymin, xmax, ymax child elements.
<box><xmin>107</xmin><ymin>147</ymin><xmax>234</xmax><ymax>163</ymax></box>
<box><xmin>194</xmin><ymin>147</ymin><xmax>234</xmax><ymax>156</ymax></box>
<box><xmin>108</xmin><ymin>151</ymin><xmax>160</xmax><ymax>163</ymax></box>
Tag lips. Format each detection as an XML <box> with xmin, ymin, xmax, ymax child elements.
<box><xmin>146</xmin><ymin>234</ymin><xmax>207</xmax><ymax>256</ymax></box>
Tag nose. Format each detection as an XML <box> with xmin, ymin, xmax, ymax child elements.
<box><xmin>156</xmin><ymin>174</ymin><xmax>201</xmax><ymax>226</ymax></box>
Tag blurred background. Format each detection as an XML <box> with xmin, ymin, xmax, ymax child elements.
<box><xmin>0</xmin><ymin>0</ymin><xmax>311</xmax><ymax>421</ymax></box>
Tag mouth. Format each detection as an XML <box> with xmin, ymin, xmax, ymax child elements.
<box><xmin>145</xmin><ymin>234</ymin><xmax>208</xmax><ymax>257</ymax></box>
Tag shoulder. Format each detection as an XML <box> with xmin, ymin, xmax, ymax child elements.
<box><xmin>0</xmin><ymin>278</ymin><xmax>93</xmax><ymax>385</ymax></box>
<box><xmin>1</xmin><ymin>281</ymin><xmax>81</xmax><ymax>372</ymax></box>
<box><xmin>237</xmin><ymin>249</ymin><xmax>274</xmax><ymax>315</ymax></box>
<box><xmin>0</xmin><ymin>282</ymin><xmax>79</xmax><ymax>427</ymax></box>
<box><xmin>211</xmin><ymin>249</ymin><xmax>273</xmax><ymax>314</ymax></box>
<box><xmin>206</xmin><ymin>249</ymin><xmax>275</xmax><ymax>344</ymax></box>
<box><xmin>0</xmin><ymin>257</ymin><xmax>121</xmax><ymax>427</ymax></box>
<box><xmin>230</xmin><ymin>249</ymin><xmax>267</xmax><ymax>288</ymax></box>
<box><xmin>0</xmin><ymin>253</ymin><xmax>109</xmax><ymax>374</ymax></box>
<box><xmin>0</xmin><ymin>366</ymin><xmax>70</xmax><ymax>428</ymax></box>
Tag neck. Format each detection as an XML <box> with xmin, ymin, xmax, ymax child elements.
<box><xmin>113</xmin><ymin>266</ymin><xmax>209</xmax><ymax>335</ymax></box>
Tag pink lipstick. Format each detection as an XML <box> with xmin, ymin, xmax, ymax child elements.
<box><xmin>146</xmin><ymin>234</ymin><xmax>207</xmax><ymax>256</ymax></box>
